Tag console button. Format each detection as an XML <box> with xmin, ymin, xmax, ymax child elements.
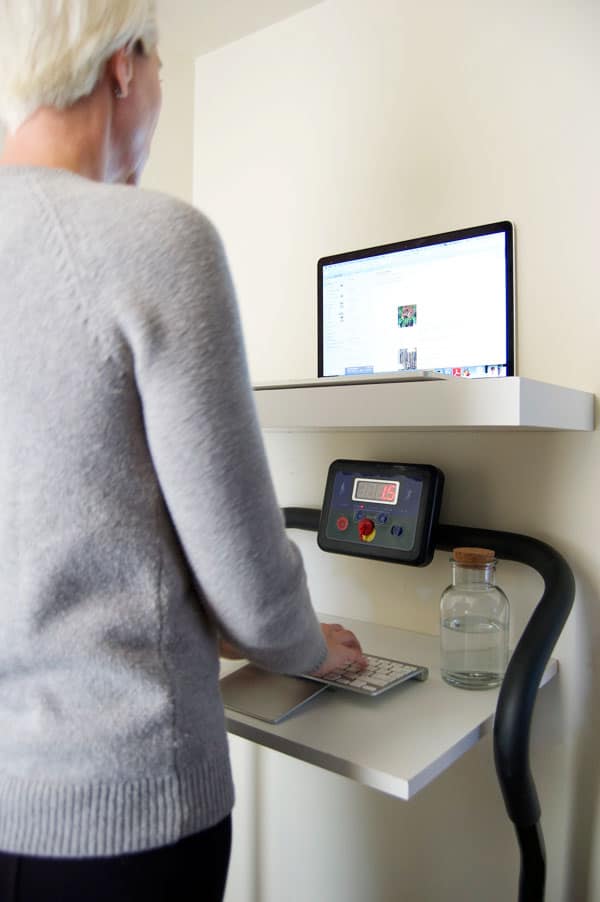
<box><xmin>358</xmin><ymin>519</ymin><xmax>375</xmax><ymax>538</ymax></box>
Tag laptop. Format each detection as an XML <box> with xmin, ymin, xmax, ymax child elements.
<box><xmin>254</xmin><ymin>221</ymin><xmax>515</xmax><ymax>390</ymax></box>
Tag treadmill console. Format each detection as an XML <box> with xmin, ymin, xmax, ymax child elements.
<box><xmin>317</xmin><ymin>459</ymin><xmax>444</xmax><ymax>566</ymax></box>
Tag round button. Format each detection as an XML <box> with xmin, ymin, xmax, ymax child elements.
<box><xmin>378</xmin><ymin>514</ymin><xmax>388</xmax><ymax>524</ymax></box>
<box><xmin>358</xmin><ymin>518</ymin><xmax>375</xmax><ymax>539</ymax></box>
<box><xmin>336</xmin><ymin>516</ymin><xmax>349</xmax><ymax>532</ymax></box>
<box><xmin>391</xmin><ymin>525</ymin><xmax>404</xmax><ymax>537</ymax></box>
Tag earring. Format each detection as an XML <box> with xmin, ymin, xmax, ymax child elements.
<box><xmin>114</xmin><ymin>86</ymin><xmax>124</xmax><ymax>99</ymax></box>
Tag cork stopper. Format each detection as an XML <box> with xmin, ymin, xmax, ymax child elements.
<box><xmin>452</xmin><ymin>547</ymin><xmax>495</xmax><ymax>565</ymax></box>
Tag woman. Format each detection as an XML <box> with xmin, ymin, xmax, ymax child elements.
<box><xmin>0</xmin><ymin>2</ymin><xmax>365</xmax><ymax>899</ymax></box>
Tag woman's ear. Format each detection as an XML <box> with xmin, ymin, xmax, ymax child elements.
<box><xmin>107</xmin><ymin>47</ymin><xmax>134</xmax><ymax>99</ymax></box>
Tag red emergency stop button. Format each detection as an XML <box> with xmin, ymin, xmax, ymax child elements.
<box><xmin>358</xmin><ymin>518</ymin><xmax>375</xmax><ymax>539</ymax></box>
<box><xmin>336</xmin><ymin>516</ymin><xmax>349</xmax><ymax>531</ymax></box>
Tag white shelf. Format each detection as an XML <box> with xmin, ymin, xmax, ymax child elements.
<box><xmin>253</xmin><ymin>377</ymin><xmax>594</xmax><ymax>432</ymax></box>
<box><xmin>221</xmin><ymin>614</ymin><xmax>558</xmax><ymax>800</ymax></box>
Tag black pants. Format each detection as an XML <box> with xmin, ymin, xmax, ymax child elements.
<box><xmin>0</xmin><ymin>815</ymin><xmax>231</xmax><ymax>902</ymax></box>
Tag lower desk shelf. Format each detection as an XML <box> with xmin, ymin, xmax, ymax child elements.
<box><xmin>220</xmin><ymin>614</ymin><xmax>557</xmax><ymax>801</ymax></box>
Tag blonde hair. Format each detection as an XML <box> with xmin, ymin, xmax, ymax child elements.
<box><xmin>0</xmin><ymin>0</ymin><xmax>158</xmax><ymax>132</ymax></box>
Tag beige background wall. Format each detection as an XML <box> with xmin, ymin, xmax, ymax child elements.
<box><xmin>153</xmin><ymin>1</ymin><xmax>599</xmax><ymax>900</ymax></box>
<box><xmin>143</xmin><ymin>0</ymin><xmax>321</xmax><ymax>202</ymax></box>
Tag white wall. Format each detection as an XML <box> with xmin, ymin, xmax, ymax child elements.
<box><xmin>142</xmin><ymin>0</ymin><xmax>322</xmax><ymax>201</ymax></box>
<box><xmin>190</xmin><ymin>2</ymin><xmax>600</xmax><ymax>901</ymax></box>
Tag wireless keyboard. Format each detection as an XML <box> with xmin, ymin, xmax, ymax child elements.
<box><xmin>304</xmin><ymin>653</ymin><xmax>428</xmax><ymax>697</ymax></box>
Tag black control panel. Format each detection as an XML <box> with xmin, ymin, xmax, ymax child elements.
<box><xmin>317</xmin><ymin>459</ymin><xmax>444</xmax><ymax>566</ymax></box>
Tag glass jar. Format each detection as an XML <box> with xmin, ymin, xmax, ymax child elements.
<box><xmin>440</xmin><ymin>547</ymin><xmax>509</xmax><ymax>690</ymax></box>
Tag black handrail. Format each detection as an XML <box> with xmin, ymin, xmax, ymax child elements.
<box><xmin>283</xmin><ymin>508</ymin><xmax>575</xmax><ymax>902</ymax></box>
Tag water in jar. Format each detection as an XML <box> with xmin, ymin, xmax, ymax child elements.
<box><xmin>441</xmin><ymin>612</ymin><xmax>508</xmax><ymax>689</ymax></box>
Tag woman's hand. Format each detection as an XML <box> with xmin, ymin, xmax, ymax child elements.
<box><xmin>218</xmin><ymin>624</ymin><xmax>367</xmax><ymax>674</ymax></box>
<box><xmin>311</xmin><ymin>623</ymin><xmax>368</xmax><ymax>676</ymax></box>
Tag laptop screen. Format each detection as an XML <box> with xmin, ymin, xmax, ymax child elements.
<box><xmin>318</xmin><ymin>221</ymin><xmax>514</xmax><ymax>379</ymax></box>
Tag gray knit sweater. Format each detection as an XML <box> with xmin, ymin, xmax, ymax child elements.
<box><xmin>0</xmin><ymin>166</ymin><xmax>326</xmax><ymax>857</ymax></box>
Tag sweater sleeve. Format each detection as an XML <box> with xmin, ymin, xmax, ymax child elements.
<box><xmin>120</xmin><ymin>202</ymin><xmax>327</xmax><ymax>675</ymax></box>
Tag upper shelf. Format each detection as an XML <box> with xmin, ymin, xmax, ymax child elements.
<box><xmin>252</xmin><ymin>377</ymin><xmax>595</xmax><ymax>432</ymax></box>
